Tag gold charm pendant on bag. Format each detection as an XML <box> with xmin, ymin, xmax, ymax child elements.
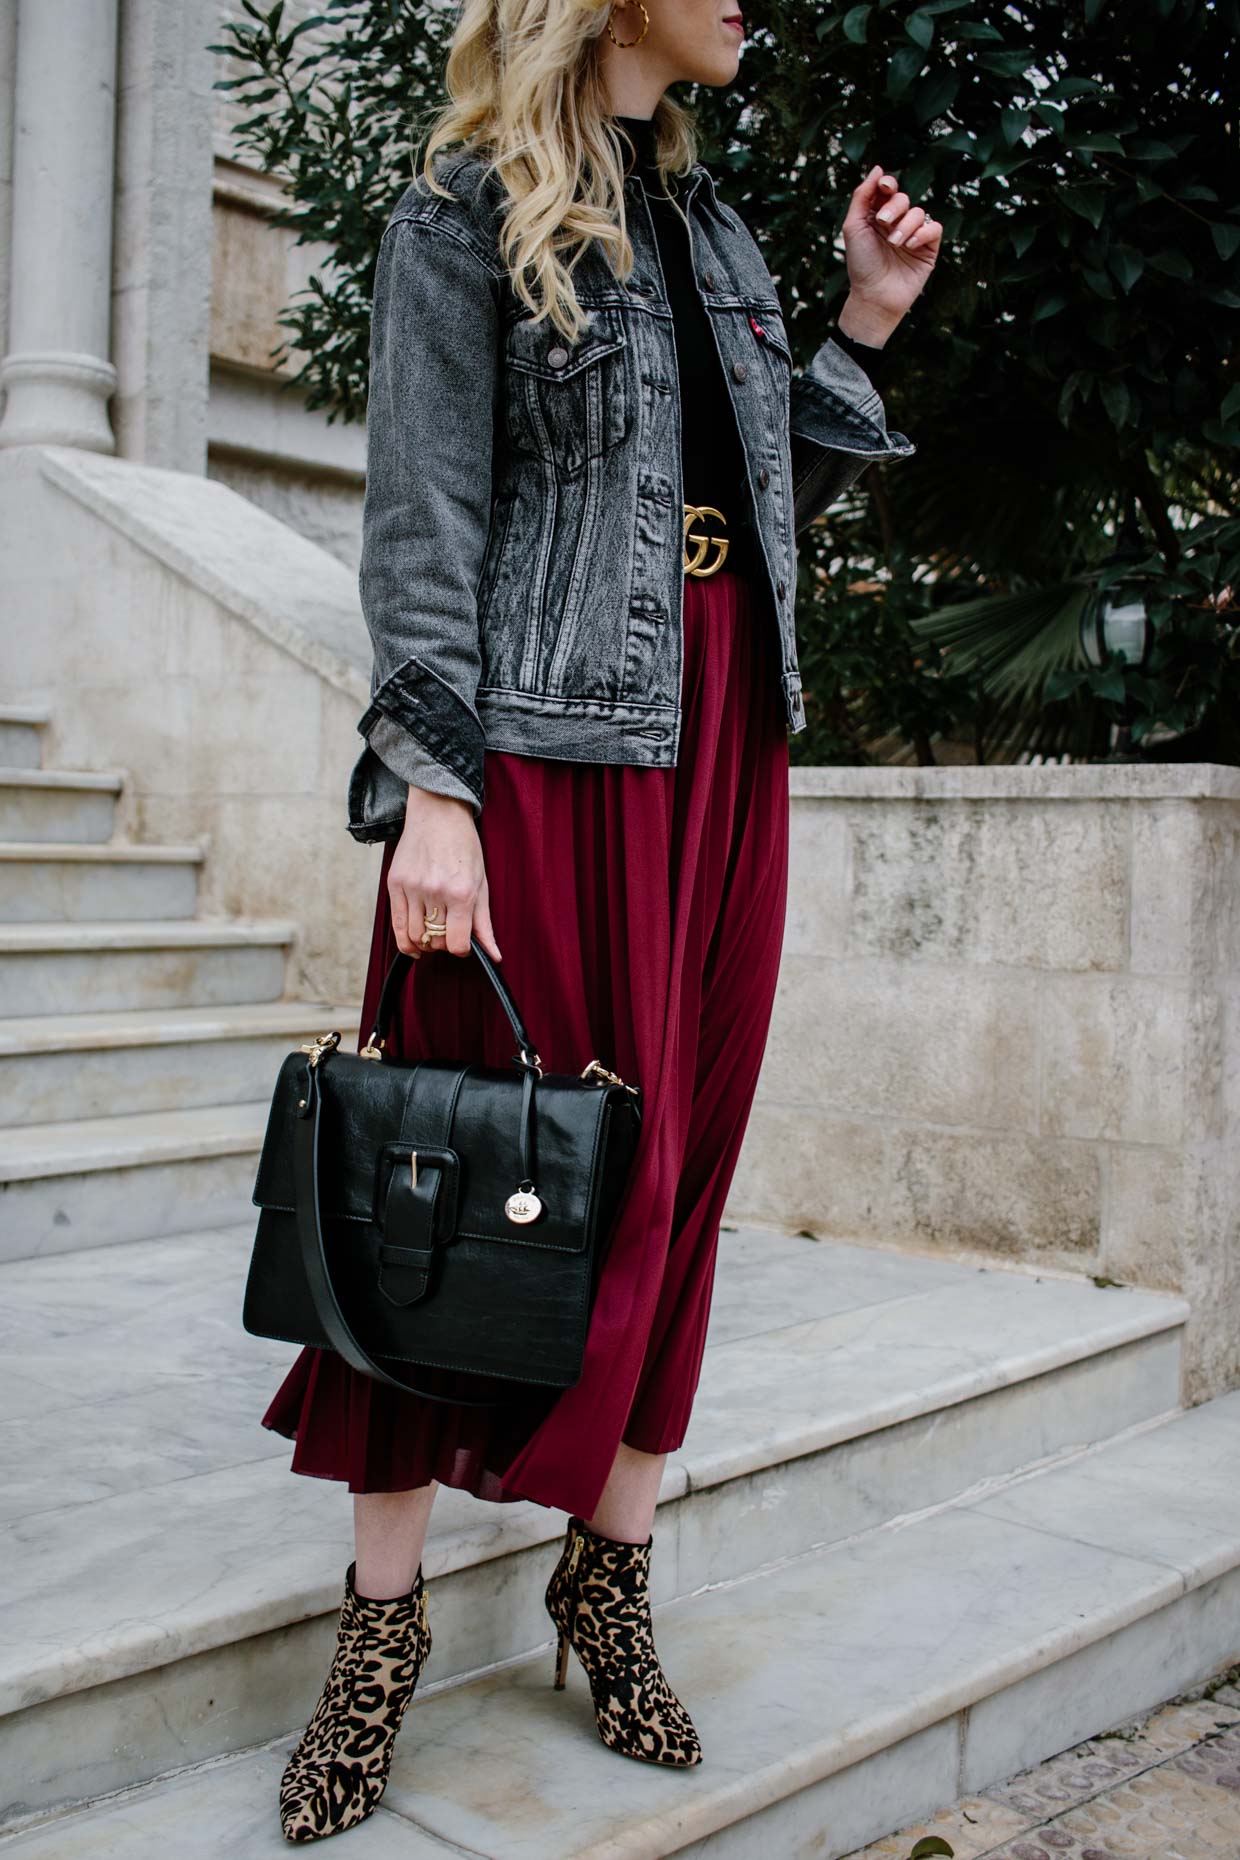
<box><xmin>505</xmin><ymin>1184</ymin><xmax>544</xmax><ymax>1225</ymax></box>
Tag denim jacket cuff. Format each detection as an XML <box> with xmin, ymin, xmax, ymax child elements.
<box><xmin>366</xmin><ymin>713</ymin><xmax>482</xmax><ymax>816</ymax></box>
<box><xmin>789</xmin><ymin>337</ymin><xmax>916</xmax><ymax>532</ymax></box>
<box><xmin>791</xmin><ymin>336</ymin><xmax>913</xmax><ymax>455</ymax></box>
<box><xmin>361</xmin><ymin>655</ymin><xmax>486</xmax><ymax>813</ymax></box>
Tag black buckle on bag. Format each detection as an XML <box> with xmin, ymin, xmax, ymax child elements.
<box><xmin>374</xmin><ymin>1145</ymin><xmax>460</xmax><ymax>1307</ymax></box>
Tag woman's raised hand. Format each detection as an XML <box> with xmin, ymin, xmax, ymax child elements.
<box><xmin>838</xmin><ymin>166</ymin><xmax>943</xmax><ymax>344</ymax></box>
<box><xmin>387</xmin><ymin>788</ymin><xmax>502</xmax><ymax>963</ymax></box>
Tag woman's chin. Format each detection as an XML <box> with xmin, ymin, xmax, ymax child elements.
<box><xmin>691</xmin><ymin>48</ymin><xmax>742</xmax><ymax>87</ymax></box>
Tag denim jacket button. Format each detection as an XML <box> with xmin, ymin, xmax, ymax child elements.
<box><xmin>777</xmin><ymin>579</ymin><xmax>787</xmax><ymax>600</ymax></box>
<box><xmin>732</xmin><ymin>360</ymin><xmax>748</xmax><ymax>384</ymax></box>
<box><xmin>702</xmin><ymin>270</ymin><xmax>718</xmax><ymax>290</ymax></box>
<box><xmin>757</xmin><ymin>467</ymin><xmax>770</xmax><ymax>490</ymax></box>
<box><xmin>547</xmin><ymin>345</ymin><xmax>570</xmax><ymax>370</ymax></box>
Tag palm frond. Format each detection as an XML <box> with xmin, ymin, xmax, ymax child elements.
<box><xmin>912</xmin><ymin>582</ymin><xmax>1092</xmax><ymax>703</ymax></box>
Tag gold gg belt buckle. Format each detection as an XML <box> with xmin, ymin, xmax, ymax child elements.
<box><xmin>683</xmin><ymin>503</ymin><xmax>730</xmax><ymax>577</ymax></box>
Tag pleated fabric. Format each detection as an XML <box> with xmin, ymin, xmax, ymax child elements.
<box><xmin>261</xmin><ymin>566</ymin><xmax>790</xmax><ymax>1521</ymax></box>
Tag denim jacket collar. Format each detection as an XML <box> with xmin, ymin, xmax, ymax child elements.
<box><xmin>621</xmin><ymin>157</ymin><xmax>729</xmax><ymax>228</ymax></box>
<box><xmin>686</xmin><ymin>162</ymin><xmax>730</xmax><ymax>223</ymax></box>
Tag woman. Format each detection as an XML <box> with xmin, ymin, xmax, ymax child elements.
<box><xmin>263</xmin><ymin>0</ymin><xmax>939</xmax><ymax>1842</ymax></box>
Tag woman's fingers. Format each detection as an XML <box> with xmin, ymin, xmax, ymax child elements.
<box><xmin>389</xmin><ymin>790</ymin><xmax>490</xmax><ymax>961</ymax></box>
<box><xmin>876</xmin><ymin>189</ymin><xmax>910</xmax><ymax>230</ymax></box>
<box><xmin>904</xmin><ymin>216</ymin><xmax>943</xmax><ymax>253</ymax></box>
<box><xmin>844</xmin><ymin>165</ymin><xmax>896</xmax><ymax>231</ymax></box>
<box><xmin>886</xmin><ymin>205</ymin><xmax>926</xmax><ymax>248</ymax></box>
<box><xmin>442</xmin><ymin>893</ymin><xmax>474</xmax><ymax>959</ymax></box>
<box><xmin>472</xmin><ymin>875</ymin><xmax>502</xmax><ymax>964</ymax></box>
<box><xmin>848</xmin><ymin>168</ymin><xmax>939</xmax><ymax>250</ymax></box>
<box><xmin>389</xmin><ymin>887</ymin><xmax>456</xmax><ymax>958</ymax></box>
<box><xmin>389</xmin><ymin>877</ymin><xmax>419</xmax><ymax>958</ymax></box>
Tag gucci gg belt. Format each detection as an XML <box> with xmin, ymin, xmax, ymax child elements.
<box><xmin>682</xmin><ymin>502</ymin><xmax>731</xmax><ymax>577</ymax></box>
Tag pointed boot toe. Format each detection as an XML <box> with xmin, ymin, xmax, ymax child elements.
<box><xmin>280</xmin><ymin>1760</ymin><xmax>370</xmax><ymax>1844</ymax></box>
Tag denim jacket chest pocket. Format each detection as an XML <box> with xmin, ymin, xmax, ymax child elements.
<box><xmin>747</xmin><ymin>306</ymin><xmax>792</xmax><ymax>368</ymax></box>
<box><xmin>744</xmin><ymin>305</ymin><xmax>795</xmax><ymax>412</ymax></box>
<box><xmin>503</xmin><ymin>310</ymin><xmax>631</xmax><ymax>477</ymax></box>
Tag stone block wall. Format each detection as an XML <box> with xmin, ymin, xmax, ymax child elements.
<box><xmin>728</xmin><ymin>765</ymin><xmax>1240</xmax><ymax>1402</ymax></box>
<box><xmin>0</xmin><ymin>444</ymin><xmax>379</xmax><ymax>1006</ymax></box>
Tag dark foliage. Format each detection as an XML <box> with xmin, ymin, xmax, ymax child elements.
<box><xmin>213</xmin><ymin>0</ymin><xmax>1240</xmax><ymax>762</ymax></box>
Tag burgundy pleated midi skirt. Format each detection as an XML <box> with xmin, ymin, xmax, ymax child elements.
<box><xmin>262</xmin><ymin>565</ymin><xmax>790</xmax><ymax>1521</ymax></box>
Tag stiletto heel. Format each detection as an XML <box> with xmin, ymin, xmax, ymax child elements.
<box><xmin>544</xmin><ymin>1516</ymin><xmax>701</xmax><ymax>1767</ymax></box>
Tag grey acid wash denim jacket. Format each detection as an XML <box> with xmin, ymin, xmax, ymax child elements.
<box><xmin>347</xmin><ymin>146</ymin><xmax>915</xmax><ymax>840</ymax></box>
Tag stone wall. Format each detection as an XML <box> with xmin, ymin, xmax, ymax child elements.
<box><xmin>0</xmin><ymin>444</ymin><xmax>379</xmax><ymax>1006</ymax></box>
<box><xmin>728</xmin><ymin>765</ymin><xmax>1240</xmax><ymax>1403</ymax></box>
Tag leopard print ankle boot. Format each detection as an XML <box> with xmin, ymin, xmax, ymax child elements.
<box><xmin>544</xmin><ymin>1516</ymin><xmax>702</xmax><ymax>1767</ymax></box>
<box><xmin>279</xmin><ymin>1562</ymin><xmax>431</xmax><ymax>1843</ymax></box>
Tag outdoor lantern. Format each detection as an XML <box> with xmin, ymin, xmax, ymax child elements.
<box><xmin>1080</xmin><ymin>509</ymin><xmax>1155</xmax><ymax>671</ymax></box>
<box><xmin>1081</xmin><ymin>581</ymin><xmax>1154</xmax><ymax>668</ymax></box>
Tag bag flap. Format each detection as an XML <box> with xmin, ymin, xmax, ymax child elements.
<box><xmin>252</xmin><ymin>1050</ymin><xmax>621</xmax><ymax>1255</ymax></box>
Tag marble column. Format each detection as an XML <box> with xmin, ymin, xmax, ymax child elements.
<box><xmin>0</xmin><ymin>0</ymin><xmax>120</xmax><ymax>451</ymax></box>
<box><xmin>111</xmin><ymin>0</ymin><xmax>215</xmax><ymax>471</ymax></box>
<box><xmin>0</xmin><ymin>0</ymin><xmax>17</xmax><ymax>370</ymax></box>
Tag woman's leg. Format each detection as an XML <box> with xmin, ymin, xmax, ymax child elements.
<box><xmin>354</xmin><ymin>1449</ymin><xmax>656</xmax><ymax>1589</ymax></box>
<box><xmin>354</xmin><ymin>1484</ymin><xmax>439</xmax><ymax>1597</ymax></box>
<box><xmin>583</xmin><ymin>1444</ymin><xmax>666</xmax><ymax>1544</ymax></box>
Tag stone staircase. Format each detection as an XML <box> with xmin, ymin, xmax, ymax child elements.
<box><xmin>2</xmin><ymin>701</ymin><xmax>1240</xmax><ymax>1857</ymax></box>
<box><xmin>0</xmin><ymin>703</ymin><xmax>357</xmax><ymax>1264</ymax></box>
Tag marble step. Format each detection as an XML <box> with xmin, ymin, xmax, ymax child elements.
<box><xmin>0</xmin><ymin>767</ymin><xmax>124</xmax><ymax>844</ymax></box>
<box><xmin>0</xmin><ymin>839</ymin><xmax>204</xmax><ymax>922</ymax></box>
<box><xmin>0</xmin><ymin>916</ymin><xmax>294</xmax><ymax>1016</ymax></box>
<box><xmin>0</xmin><ymin>707</ymin><xmax>49</xmax><ymax>770</ymax></box>
<box><xmin>0</xmin><ymin>1101</ymin><xmax>273</xmax><ymax>1264</ymax></box>
<box><xmin>0</xmin><ymin>1101</ymin><xmax>269</xmax><ymax>1260</ymax></box>
<box><xmin>0</xmin><ymin>1223</ymin><xmax>1187</xmax><ymax>1822</ymax></box>
<box><xmin>5</xmin><ymin>1394</ymin><xmax>1238</xmax><ymax>1860</ymax></box>
<box><xmin>0</xmin><ymin>999</ymin><xmax>358</xmax><ymax>1126</ymax></box>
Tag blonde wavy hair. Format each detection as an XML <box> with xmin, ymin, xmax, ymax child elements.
<box><xmin>419</xmin><ymin>0</ymin><xmax>699</xmax><ymax>341</ymax></box>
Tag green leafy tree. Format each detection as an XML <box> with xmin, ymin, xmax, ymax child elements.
<box><xmin>213</xmin><ymin>0</ymin><xmax>1240</xmax><ymax>763</ymax></box>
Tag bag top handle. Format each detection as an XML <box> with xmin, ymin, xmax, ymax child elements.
<box><xmin>368</xmin><ymin>935</ymin><xmax>541</xmax><ymax>1072</ymax></box>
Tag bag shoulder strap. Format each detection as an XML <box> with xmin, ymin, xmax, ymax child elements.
<box><xmin>293</xmin><ymin>1055</ymin><xmax>499</xmax><ymax>1408</ymax></box>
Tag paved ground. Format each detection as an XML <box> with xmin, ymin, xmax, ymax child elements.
<box><xmin>848</xmin><ymin>1667</ymin><xmax>1240</xmax><ymax>1859</ymax></box>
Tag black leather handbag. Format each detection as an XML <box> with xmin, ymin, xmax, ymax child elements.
<box><xmin>243</xmin><ymin>936</ymin><xmax>642</xmax><ymax>1401</ymax></box>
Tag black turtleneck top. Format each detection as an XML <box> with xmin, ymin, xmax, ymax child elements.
<box><xmin>612</xmin><ymin>113</ymin><xmax>892</xmax><ymax>577</ymax></box>
<box><xmin>614</xmin><ymin>113</ymin><xmax>753</xmax><ymax>564</ymax></box>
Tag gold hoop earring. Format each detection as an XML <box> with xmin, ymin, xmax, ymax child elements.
<box><xmin>607</xmin><ymin>0</ymin><xmax>650</xmax><ymax>48</ymax></box>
